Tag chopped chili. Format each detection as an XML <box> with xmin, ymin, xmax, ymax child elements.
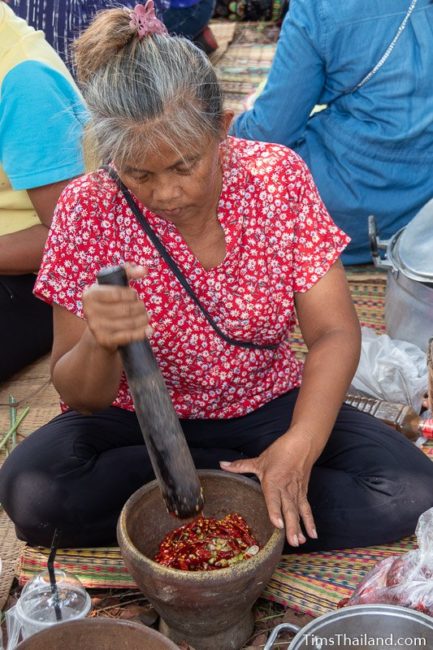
<box><xmin>154</xmin><ymin>513</ymin><xmax>261</xmax><ymax>571</ymax></box>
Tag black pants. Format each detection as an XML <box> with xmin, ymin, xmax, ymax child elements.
<box><xmin>1</xmin><ymin>389</ymin><xmax>433</xmax><ymax>549</ymax></box>
<box><xmin>0</xmin><ymin>275</ymin><xmax>53</xmax><ymax>382</ymax></box>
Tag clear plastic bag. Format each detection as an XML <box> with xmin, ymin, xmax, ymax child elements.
<box><xmin>5</xmin><ymin>605</ymin><xmax>22</xmax><ymax>650</ymax></box>
<box><xmin>340</xmin><ymin>508</ymin><xmax>433</xmax><ymax>614</ymax></box>
<box><xmin>351</xmin><ymin>327</ymin><xmax>428</xmax><ymax>413</ymax></box>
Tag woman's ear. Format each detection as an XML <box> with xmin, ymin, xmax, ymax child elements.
<box><xmin>220</xmin><ymin>110</ymin><xmax>235</xmax><ymax>140</ymax></box>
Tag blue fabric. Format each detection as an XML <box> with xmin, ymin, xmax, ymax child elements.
<box><xmin>10</xmin><ymin>0</ymin><xmax>136</xmax><ymax>66</ymax></box>
<box><xmin>0</xmin><ymin>61</ymin><xmax>87</xmax><ymax>190</ymax></box>
<box><xmin>168</xmin><ymin>0</ymin><xmax>200</xmax><ymax>9</ymax></box>
<box><xmin>10</xmin><ymin>0</ymin><xmax>201</xmax><ymax>66</ymax></box>
<box><xmin>163</xmin><ymin>0</ymin><xmax>215</xmax><ymax>38</ymax></box>
<box><xmin>232</xmin><ymin>0</ymin><xmax>433</xmax><ymax>264</ymax></box>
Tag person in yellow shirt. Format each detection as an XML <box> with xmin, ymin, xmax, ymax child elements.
<box><xmin>0</xmin><ymin>1</ymin><xmax>86</xmax><ymax>381</ymax></box>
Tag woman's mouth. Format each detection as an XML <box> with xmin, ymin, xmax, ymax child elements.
<box><xmin>157</xmin><ymin>207</ymin><xmax>184</xmax><ymax>219</ymax></box>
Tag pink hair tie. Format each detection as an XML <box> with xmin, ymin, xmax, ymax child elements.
<box><xmin>129</xmin><ymin>1</ymin><xmax>168</xmax><ymax>38</ymax></box>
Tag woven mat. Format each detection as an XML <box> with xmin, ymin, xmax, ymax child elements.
<box><xmin>0</xmin><ymin>355</ymin><xmax>60</xmax><ymax>436</ymax></box>
<box><xmin>214</xmin><ymin>23</ymin><xmax>279</xmax><ymax>114</ymax></box>
<box><xmin>0</xmin><ymin>355</ymin><xmax>60</xmax><ymax>610</ymax></box>
<box><xmin>262</xmin><ymin>537</ymin><xmax>419</xmax><ymax>617</ymax></box>
<box><xmin>209</xmin><ymin>21</ymin><xmax>237</xmax><ymax>65</ymax></box>
<box><xmin>0</xmin><ymin>511</ymin><xmax>25</xmax><ymax>610</ymax></box>
<box><xmin>19</xmin><ymin>547</ymin><xmax>136</xmax><ymax>591</ymax></box>
<box><xmin>16</xmin><ymin>534</ymin><xmax>419</xmax><ymax>605</ymax></box>
<box><xmin>290</xmin><ymin>265</ymin><xmax>386</xmax><ymax>358</ymax></box>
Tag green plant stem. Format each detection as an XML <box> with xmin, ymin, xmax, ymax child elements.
<box><xmin>256</xmin><ymin>612</ymin><xmax>286</xmax><ymax>623</ymax></box>
<box><xmin>0</xmin><ymin>406</ymin><xmax>30</xmax><ymax>452</ymax></box>
<box><xmin>9</xmin><ymin>395</ymin><xmax>17</xmax><ymax>450</ymax></box>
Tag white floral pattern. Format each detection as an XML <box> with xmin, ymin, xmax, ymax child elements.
<box><xmin>35</xmin><ymin>137</ymin><xmax>350</xmax><ymax>419</ymax></box>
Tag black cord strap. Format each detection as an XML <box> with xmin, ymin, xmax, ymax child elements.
<box><xmin>107</xmin><ymin>168</ymin><xmax>278</xmax><ymax>351</ymax></box>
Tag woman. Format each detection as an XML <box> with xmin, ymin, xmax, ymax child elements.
<box><xmin>232</xmin><ymin>0</ymin><xmax>433</xmax><ymax>264</ymax></box>
<box><xmin>1</xmin><ymin>2</ymin><xmax>433</xmax><ymax>549</ymax></box>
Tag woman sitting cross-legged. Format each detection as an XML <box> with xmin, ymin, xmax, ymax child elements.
<box><xmin>1</xmin><ymin>2</ymin><xmax>433</xmax><ymax>550</ymax></box>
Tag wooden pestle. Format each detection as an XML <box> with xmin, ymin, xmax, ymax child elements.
<box><xmin>97</xmin><ymin>265</ymin><xmax>203</xmax><ymax>518</ymax></box>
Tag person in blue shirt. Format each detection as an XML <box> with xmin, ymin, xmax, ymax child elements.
<box><xmin>232</xmin><ymin>0</ymin><xmax>433</xmax><ymax>265</ymax></box>
<box><xmin>0</xmin><ymin>1</ymin><xmax>86</xmax><ymax>381</ymax></box>
<box><xmin>10</xmin><ymin>0</ymin><xmax>217</xmax><ymax>67</ymax></box>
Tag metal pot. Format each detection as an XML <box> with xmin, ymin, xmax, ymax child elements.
<box><xmin>369</xmin><ymin>199</ymin><xmax>433</xmax><ymax>352</ymax></box>
<box><xmin>264</xmin><ymin>604</ymin><xmax>433</xmax><ymax>649</ymax></box>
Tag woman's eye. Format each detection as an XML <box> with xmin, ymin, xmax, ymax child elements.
<box><xmin>131</xmin><ymin>174</ymin><xmax>149</xmax><ymax>182</ymax></box>
<box><xmin>176</xmin><ymin>159</ymin><xmax>198</xmax><ymax>174</ymax></box>
<box><xmin>175</xmin><ymin>166</ymin><xmax>193</xmax><ymax>174</ymax></box>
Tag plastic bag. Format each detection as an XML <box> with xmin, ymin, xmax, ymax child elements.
<box><xmin>5</xmin><ymin>606</ymin><xmax>21</xmax><ymax>650</ymax></box>
<box><xmin>340</xmin><ymin>508</ymin><xmax>433</xmax><ymax>614</ymax></box>
<box><xmin>351</xmin><ymin>327</ymin><xmax>428</xmax><ymax>412</ymax></box>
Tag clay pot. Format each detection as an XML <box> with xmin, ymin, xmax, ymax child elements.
<box><xmin>117</xmin><ymin>470</ymin><xmax>285</xmax><ymax>650</ymax></box>
<box><xmin>16</xmin><ymin>618</ymin><xmax>178</xmax><ymax>649</ymax></box>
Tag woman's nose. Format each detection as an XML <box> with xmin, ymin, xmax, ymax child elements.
<box><xmin>152</xmin><ymin>180</ymin><xmax>181</xmax><ymax>205</ymax></box>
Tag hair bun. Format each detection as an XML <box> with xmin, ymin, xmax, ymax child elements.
<box><xmin>74</xmin><ymin>8</ymin><xmax>136</xmax><ymax>84</ymax></box>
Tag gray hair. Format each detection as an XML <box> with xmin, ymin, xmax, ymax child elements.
<box><xmin>74</xmin><ymin>10</ymin><xmax>224</xmax><ymax>166</ymax></box>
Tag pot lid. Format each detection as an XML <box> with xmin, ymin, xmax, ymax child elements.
<box><xmin>17</xmin><ymin>570</ymin><xmax>91</xmax><ymax>624</ymax></box>
<box><xmin>392</xmin><ymin>198</ymin><xmax>433</xmax><ymax>283</ymax></box>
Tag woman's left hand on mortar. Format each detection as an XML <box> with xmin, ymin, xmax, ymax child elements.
<box><xmin>220</xmin><ymin>427</ymin><xmax>318</xmax><ymax>547</ymax></box>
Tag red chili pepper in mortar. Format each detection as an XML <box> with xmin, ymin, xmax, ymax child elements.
<box><xmin>154</xmin><ymin>513</ymin><xmax>260</xmax><ymax>571</ymax></box>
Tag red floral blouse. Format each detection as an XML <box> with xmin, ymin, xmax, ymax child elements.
<box><xmin>35</xmin><ymin>137</ymin><xmax>349</xmax><ymax>419</ymax></box>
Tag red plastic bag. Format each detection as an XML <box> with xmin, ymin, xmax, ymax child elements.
<box><xmin>339</xmin><ymin>508</ymin><xmax>433</xmax><ymax>615</ymax></box>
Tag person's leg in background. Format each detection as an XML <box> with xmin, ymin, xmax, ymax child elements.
<box><xmin>162</xmin><ymin>0</ymin><xmax>218</xmax><ymax>55</ymax></box>
<box><xmin>0</xmin><ymin>275</ymin><xmax>53</xmax><ymax>382</ymax></box>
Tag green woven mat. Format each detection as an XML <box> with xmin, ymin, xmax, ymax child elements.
<box><xmin>18</xmin><ymin>522</ymin><xmax>429</xmax><ymax>619</ymax></box>
<box><xmin>262</xmin><ymin>537</ymin><xmax>418</xmax><ymax>617</ymax></box>
<box><xmin>17</xmin><ymin>535</ymin><xmax>419</xmax><ymax>618</ymax></box>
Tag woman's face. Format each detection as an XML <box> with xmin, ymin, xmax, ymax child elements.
<box><xmin>118</xmin><ymin>131</ymin><xmax>225</xmax><ymax>226</ymax></box>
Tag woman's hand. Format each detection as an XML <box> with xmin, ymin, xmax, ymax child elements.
<box><xmin>50</xmin><ymin>264</ymin><xmax>153</xmax><ymax>412</ymax></box>
<box><xmin>220</xmin><ymin>428</ymin><xmax>318</xmax><ymax>547</ymax></box>
<box><xmin>82</xmin><ymin>264</ymin><xmax>152</xmax><ymax>353</ymax></box>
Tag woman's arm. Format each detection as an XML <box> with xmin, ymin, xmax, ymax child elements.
<box><xmin>0</xmin><ymin>180</ymin><xmax>75</xmax><ymax>274</ymax></box>
<box><xmin>291</xmin><ymin>260</ymin><xmax>360</xmax><ymax>450</ymax></box>
<box><xmin>51</xmin><ymin>265</ymin><xmax>151</xmax><ymax>413</ymax></box>
<box><xmin>231</xmin><ymin>0</ymin><xmax>326</xmax><ymax>146</ymax></box>
<box><xmin>0</xmin><ymin>57</ymin><xmax>85</xmax><ymax>272</ymax></box>
<box><xmin>221</xmin><ymin>261</ymin><xmax>361</xmax><ymax>546</ymax></box>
